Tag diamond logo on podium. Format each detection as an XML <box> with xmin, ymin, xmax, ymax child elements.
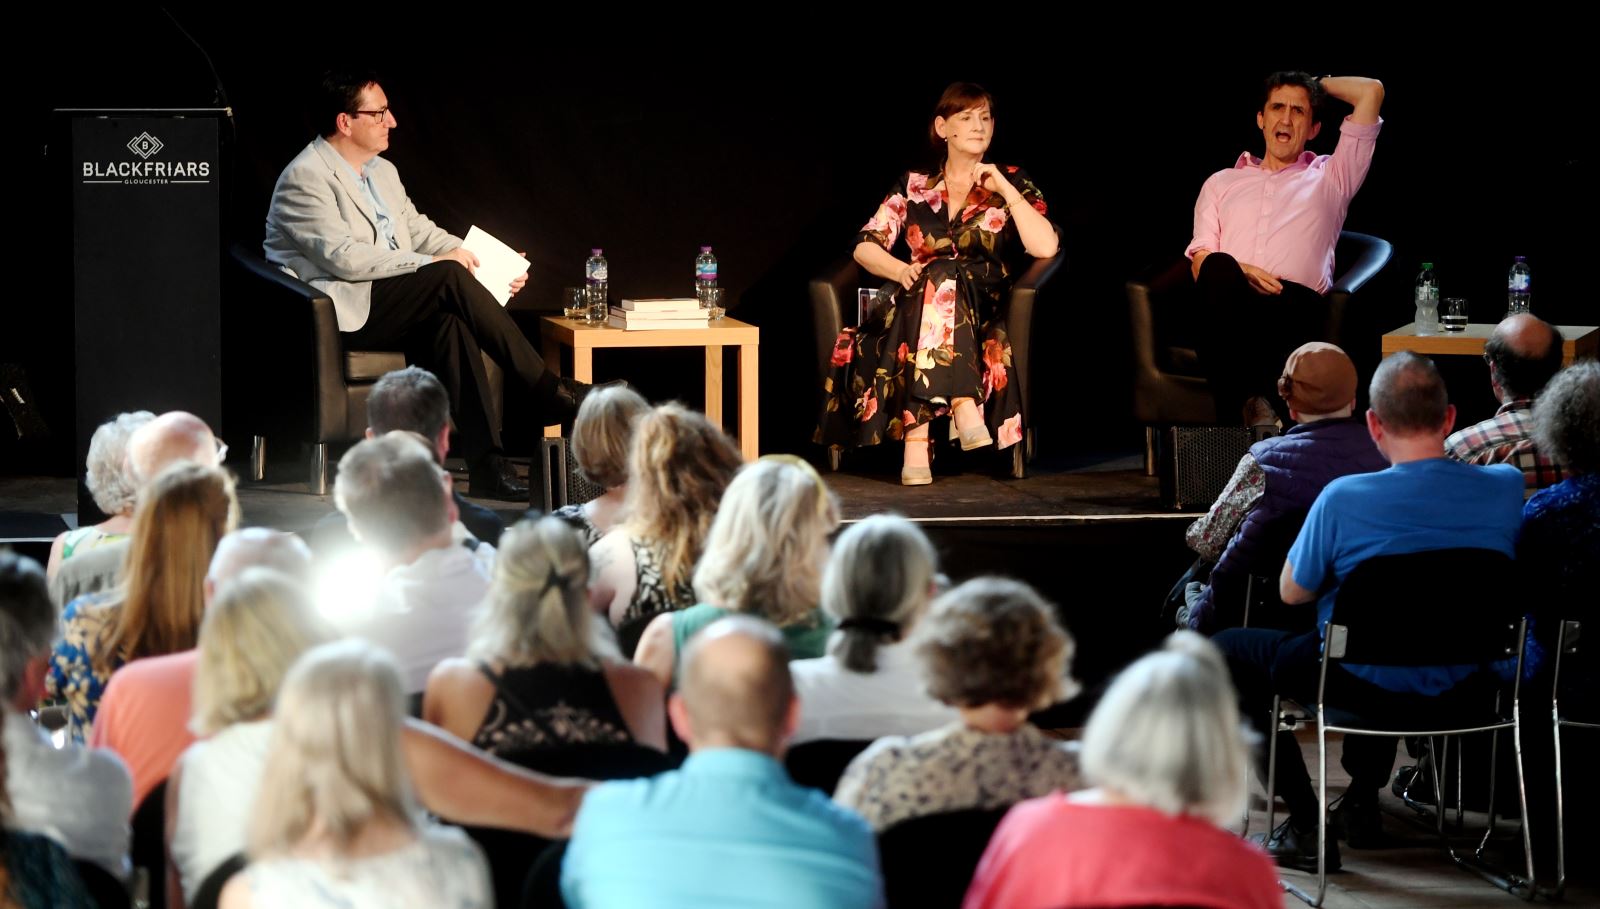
<box><xmin>127</xmin><ymin>133</ymin><xmax>164</xmax><ymax>160</ymax></box>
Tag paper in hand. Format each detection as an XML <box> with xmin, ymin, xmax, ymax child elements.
<box><xmin>461</xmin><ymin>225</ymin><xmax>531</xmax><ymax>306</ymax></box>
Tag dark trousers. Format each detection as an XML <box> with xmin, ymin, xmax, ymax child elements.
<box><xmin>1194</xmin><ymin>253</ymin><xmax>1329</xmax><ymax>423</ymax></box>
<box><xmin>348</xmin><ymin>261</ymin><xmax>558</xmax><ymax>465</ymax></box>
<box><xmin>1213</xmin><ymin>627</ymin><xmax>1402</xmax><ymax>828</ymax></box>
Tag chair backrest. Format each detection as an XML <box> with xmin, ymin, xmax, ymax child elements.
<box><xmin>129</xmin><ymin>779</ymin><xmax>167</xmax><ymax>909</ymax></box>
<box><xmin>878</xmin><ymin>806</ymin><xmax>1011</xmax><ymax>909</ymax></box>
<box><xmin>1554</xmin><ymin>620</ymin><xmax>1596</xmax><ymax>720</ymax></box>
<box><xmin>1329</xmin><ymin>231</ymin><xmax>1394</xmax><ymax>298</ymax></box>
<box><xmin>615</xmin><ymin>611</ymin><xmax>664</xmax><ymax>661</ymax></box>
<box><xmin>784</xmin><ymin>739</ymin><xmax>874</xmax><ymax>795</ymax></box>
<box><xmin>520</xmin><ymin>839</ymin><xmax>569</xmax><ymax>909</ymax></box>
<box><xmin>1326</xmin><ymin>548</ymin><xmax>1522</xmax><ymax>667</ymax></box>
<box><xmin>72</xmin><ymin>859</ymin><xmax>131</xmax><ymax>909</ymax></box>
<box><xmin>189</xmin><ymin>852</ymin><xmax>247</xmax><ymax>909</ymax></box>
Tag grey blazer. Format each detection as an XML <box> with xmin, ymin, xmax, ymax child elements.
<box><xmin>263</xmin><ymin>137</ymin><xmax>461</xmax><ymax>332</ymax></box>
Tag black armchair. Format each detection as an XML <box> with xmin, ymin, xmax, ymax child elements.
<box><xmin>1127</xmin><ymin>230</ymin><xmax>1392</xmax><ymax>473</ymax></box>
<box><xmin>809</xmin><ymin>230</ymin><xmax>1063</xmax><ymax>479</ymax></box>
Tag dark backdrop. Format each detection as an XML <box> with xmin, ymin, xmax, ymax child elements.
<box><xmin>10</xmin><ymin>14</ymin><xmax>1592</xmax><ymax>474</ymax></box>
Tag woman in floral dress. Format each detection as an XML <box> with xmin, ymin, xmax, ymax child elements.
<box><xmin>818</xmin><ymin>82</ymin><xmax>1058</xmax><ymax>485</ymax></box>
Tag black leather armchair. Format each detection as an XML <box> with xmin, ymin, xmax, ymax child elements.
<box><xmin>1127</xmin><ymin>230</ymin><xmax>1392</xmax><ymax>473</ymax></box>
<box><xmin>224</xmin><ymin>246</ymin><xmax>501</xmax><ymax>494</ymax></box>
<box><xmin>809</xmin><ymin>229</ymin><xmax>1063</xmax><ymax>478</ymax></box>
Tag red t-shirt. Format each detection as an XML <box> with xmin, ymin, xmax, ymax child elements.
<box><xmin>962</xmin><ymin>796</ymin><xmax>1280</xmax><ymax>909</ymax></box>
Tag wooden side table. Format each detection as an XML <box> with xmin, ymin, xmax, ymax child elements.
<box><xmin>1381</xmin><ymin>322</ymin><xmax>1598</xmax><ymax>366</ymax></box>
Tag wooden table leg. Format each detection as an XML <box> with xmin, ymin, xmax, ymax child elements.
<box><xmin>573</xmin><ymin>347</ymin><xmax>594</xmax><ymax>384</ymax></box>
<box><xmin>704</xmin><ymin>346</ymin><xmax>724</xmax><ymax>429</ymax></box>
<box><xmin>738</xmin><ymin>342</ymin><xmax>759</xmax><ymax>460</ymax></box>
<box><xmin>542</xmin><ymin>334</ymin><xmax>565</xmax><ymax>439</ymax></box>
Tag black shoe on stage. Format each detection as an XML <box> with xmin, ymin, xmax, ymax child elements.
<box><xmin>468</xmin><ymin>454</ymin><xmax>528</xmax><ymax>500</ymax></box>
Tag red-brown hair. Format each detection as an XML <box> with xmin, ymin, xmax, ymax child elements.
<box><xmin>928</xmin><ymin>82</ymin><xmax>995</xmax><ymax>154</ymax></box>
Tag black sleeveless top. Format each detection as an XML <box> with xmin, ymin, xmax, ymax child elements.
<box><xmin>469</xmin><ymin>661</ymin><xmax>633</xmax><ymax>759</ymax></box>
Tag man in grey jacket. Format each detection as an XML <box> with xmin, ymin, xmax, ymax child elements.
<box><xmin>265</xmin><ymin>69</ymin><xmax>576</xmax><ymax>498</ymax></box>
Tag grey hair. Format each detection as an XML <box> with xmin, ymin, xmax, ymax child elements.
<box><xmin>471</xmin><ymin>517</ymin><xmax>615</xmax><ymax>666</ymax></box>
<box><xmin>1532</xmin><ymin>361</ymin><xmax>1600</xmax><ymax>475</ymax></box>
<box><xmin>85</xmin><ymin>411</ymin><xmax>155</xmax><ymax>515</ymax></box>
<box><xmin>822</xmin><ymin>515</ymin><xmax>938</xmax><ymax>673</ymax></box>
<box><xmin>915</xmin><ymin>576</ymin><xmax>1077</xmax><ymax>710</ymax></box>
<box><xmin>1079</xmin><ymin>631</ymin><xmax>1255</xmax><ymax>826</ymax></box>
<box><xmin>207</xmin><ymin>528</ymin><xmax>314</xmax><ymax>589</ymax></box>
<box><xmin>333</xmin><ymin>432</ymin><xmax>450</xmax><ymax>556</ymax></box>
<box><xmin>1369</xmin><ymin>351</ymin><xmax>1448</xmax><ymax>434</ymax></box>
<box><xmin>367</xmin><ymin>367</ymin><xmax>451</xmax><ymax>449</ymax></box>
<box><xmin>0</xmin><ymin>551</ymin><xmax>57</xmax><ymax>701</ymax></box>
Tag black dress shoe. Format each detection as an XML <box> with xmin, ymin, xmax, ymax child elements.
<box><xmin>468</xmin><ymin>455</ymin><xmax>528</xmax><ymax>500</ymax></box>
<box><xmin>1254</xmin><ymin>818</ymin><xmax>1341</xmax><ymax>873</ymax></box>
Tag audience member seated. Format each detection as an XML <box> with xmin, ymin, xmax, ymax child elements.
<box><xmin>554</xmin><ymin>384</ymin><xmax>651</xmax><ymax>547</ymax></box>
<box><xmin>46</xmin><ymin>410</ymin><xmax>153</xmax><ymax>579</ymax></box>
<box><xmin>424</xmin><ymin>516</ymin><xmax>667</xmax><ymax>763</ymax></box>
<box><xmin>1445</xmin><ymin>312</ymin><xmax>1568</xmax><ymax>496</ymax></box>
<box><xmin>332</xmin><ymin>432</ymin><xmax>493</xmax><ymax>696</ymax></box>
<box><xmin>588</xmin><ymin>403</ymin><xmax>743</xmax><ymax>639</ymax></box>
<box><xmin>1178</xmin><ymin>342</ymin><xmax>1386</xmax><ymax>632</ymax></box>
<box><xmin>562</xmin><ymin>617</ymin><xmax>883</xmax><ymax>909</ymax></box>
<box><xmin>310</xmin><ymin>367</ymin><xmax>504</xmax><ymax>553</ymax></box>
<box><xmin>835</xmin><ymin>577</ymin><xmax>1080</xmax><ymax>832</ymax></box>
<box><xmin>790</xmin><ymin>515</ymin><xmax>958</xmax><ymax>745</ymax></box>
<box><xmin>1521</xmin><ymin>360</ymin><xmax>1600</xmax><ymax>640</ymax></box>
<box><xmin>962</xmin><ymin>631</ymin><xmax>1280</xmax><ymax>909</ymax></box>
<box><xmin>1214</xmin><ymin>351</ymin><xmax>1525</xmax><ymax>871</ymax></box>
<box><xmin>92</xmin><ymin>529</ymin><xmax>313</xmax><ymax>811</ymax></box>
<box><xmin>50</xmin><ymin>410</ymin><xmax>223</xmax><ymax>607</ymax></box>
<box><xmin>1</xmin><ymin>552</ymin><xmax>133</xmax><ymax>879</ymax></box>
<box><xmin>169</xmin><ymin>568</ymin><xmax>336</xmax><ymax>906</ymax></box>
<box><xmin>634</xmin><ymin>456</ymin><xmax>838</xmax><ymax>688</ymax></box>
<box><xmin>48</xmin><ymin>462</ymin><xmax>240</xmax><ymax>742</ymax></box>
<box><xmin>1</xmin><ymin>738</ymin><xmax>97</xmax><ymax>909</ymax></box>
<box><xmin>218</xmin><ymin>640</ymin><xmax>492</xmax><ymax>908</ymax></box>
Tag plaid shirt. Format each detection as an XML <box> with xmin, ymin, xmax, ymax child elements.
<box><xmin>1444</xmin><ymin>399</ymin><xmax>1567</xmax><ymax>497</ymax></box>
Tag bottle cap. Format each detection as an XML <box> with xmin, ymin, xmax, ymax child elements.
<box><xmin>1421</xmin><ymin>262</ymin><xmax>1434</xmax><ymax>270</ymax></box>
<box><xmin>591</xmin><ymin>248</ymin><xmax>603</xmax><ymax>256</ymax></box>
<box><xmin>701</xmin><ymin>246</ymin><xmax>713</xmax><ymax>253</ymax></box>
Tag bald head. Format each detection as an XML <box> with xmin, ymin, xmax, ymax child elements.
<box><xmin>205</xmin><ymin>528</ymin><xmax>313</xmax><ymax>606</ymax></box>
<box><xmin>128</xmin><ymin>412</ymin><xmax>218</xmax><ymax>485</ymax></box>
<box><xmin>1486</xmin><ymin>314</ymin><xmax>1563</xmax><ymax>402</ymax></box>
<box><xmin>674</xmin><ymin>617</ymin><xmax>795</xmax><ymax>755</ymax></box>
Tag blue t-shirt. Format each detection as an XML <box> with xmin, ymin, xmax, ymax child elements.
<box><xmin>561</xmin><ymin>748</ymin><xmax>884</xmax><ymax>909</ymax></box>
<box><xmin>1287</xmin><ymin>458</ymin><xmax>1524</xmax><ymax>693</ymax></box>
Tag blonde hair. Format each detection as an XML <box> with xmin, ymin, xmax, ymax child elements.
<box><xmin>694</xmin><ymin>457</ymin><xmax>839</xmax><ymax>629</ymax></box>
<box><xmin>471</xmin><ymin>517</ymin><xmax>612</xmax><ymax>666</ymax></box>
<box><xmin>823</xmin><ymin>515</ymin><xmax>938</xmax><ymax>672</ymax></box>
<box><xmin>248</xmin><ymin>640</ymin><xmax>415</xmax><ymax>857</ymax></box>
<box><xmin>190</xmin><ymin>568</ymin><xmax>337</xmax><ymax>736</ymax></box>
<box><xmin>95</xmin><ymin>463</ymin><xmax>239</xmax><ymax>676</ymax></box>
<box><xmin>621</xmin><ymin>404</ymin><xmax>743</xmax><ymax>594</ymax></box>
<box><xmin>915</xmin><ymin>576</ymin><xmax>1076</xmax><ymax>710</ymax></box>
<box><xmin>571</xmin><ymin>385</ymin><xmax>650</xmax><ymax>489</ymax></box>
<box><xmin>1080</xmin><ymin>631</ymin><xmax>1253</xmax><ymax>826</ymax></box>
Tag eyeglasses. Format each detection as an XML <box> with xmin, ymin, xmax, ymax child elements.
<box><xmin>214</xmin><ymin>438</ymin><xmax>229</xmax><ymax>465</ymax></box>
<box><xmin>350</xmin><ymin>107</ymin><xmax>391</xmax><ymax>121</ymax></box>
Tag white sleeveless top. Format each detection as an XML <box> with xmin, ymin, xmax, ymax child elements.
<box><xmin>240</xmin><ymin>824</ymin><xmax>491</xmax><ymax>908</ymax></box>
<box><xmin>171</xmin><ymin>719</ymin><xmax>273</xmax><ymax>903</ymax></box>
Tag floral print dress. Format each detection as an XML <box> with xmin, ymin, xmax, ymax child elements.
<box><xmin>45</xmin><ymin>592</ymin><xmax>124</xmax><ymax>744</ymax></box>
<box><xmin>817</xmin><ymin>165</ymin><xmax>1047</xmax><ymax>452</ymax></box>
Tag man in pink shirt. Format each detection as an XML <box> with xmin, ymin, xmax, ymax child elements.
<box><xmin>1186</xmin><ymin>71</ymin><xmax>1385</xmax><ymax>426</ymax></box>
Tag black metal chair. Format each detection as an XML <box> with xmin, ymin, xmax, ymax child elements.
<box><xmin>1128</xmin><ymin>231</ymin><xmax>1392</xmax><ymax>474</ymax></box>
<box><xmin>71</xmin><ymin>860</ymin><xmax>130</xmax><ymax>909</ymax></box>
<box><xmin>784</xmin><ymin>739</ymin><xmax>874</xmax><ymax>796</ymax></box>
<box><xmin>1552</xmin><ymin>618</ymin><xmax>1596</xmax><ymax>899</ymax></box>
<box><xmin>189</xmin><ymin>852</ymin><xmax>247</xmax><ymax>909</ymax></box>
<box><xmin>520</xmin><ymin>839</ymin><xmax>568</xmax><ymax>909</ymax></box>
<box><xmin>877</xmin><ymin>806</ymin><xmax>1011</xmax><ymax>909</ymax></box>
<box><xmin>129</xmin><ymin>779</ymin><xmax>166</xmax><ymax>909</ymax></box>
<box><xmin>1263</xmin><ymin>548</ymin><xmax>1534</xmax><ymax>906</ymax></box>
<box><xmin>809</xmin><ymin>229</ymin><xmax>1063</xmax><ymax>479</ymax></box>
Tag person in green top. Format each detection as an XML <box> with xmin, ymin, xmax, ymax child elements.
<box><xmin>635</xmin><ymin>456</ymin><xmax>839</xmax><ymax>688</ymax></box>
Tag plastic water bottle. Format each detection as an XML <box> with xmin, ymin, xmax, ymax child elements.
<box><xmin>584</xmin><ymin>248</ymin><xmax>608</xmax><ymax>323</ymax></box>
<box><xmin>1507</xmin><ymin>257</ymin><xmax>1531</xmax><ymax>316</ymax></box>
<box><xmin>1414</xmin><ymin>262</ymin><xmax>1439</xmax><ymax>335</ymax></box>
<box><xmin>694</xmin><ymin>246</ymin><xmax>718</xmax><ymax>304</ymax></box>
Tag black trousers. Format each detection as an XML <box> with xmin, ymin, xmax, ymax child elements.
<box><xmin>348</xmin><ymin>261</ymin><xmax>558</xmax><ymax>465</ymax></box>
<box><xmin>1194</xmin><ymin>253</ymin><xmax>1329</xmax><ymax>423</ymax></box>
<box><xmin>1213</xmin><ymin>627</ymin><xmax>1403</xmax><ymax>829</ymax></box>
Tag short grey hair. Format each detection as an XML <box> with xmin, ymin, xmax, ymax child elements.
<box><xmin>1079</xmin><ymin>631</ymin><xmax>1254</xmax><ymax>826</ymax></box>
<box><xmin>85</xmin><ymin>411</ymin><xmax>155</xmax><ymax>515</ymax></box>
<box><xmin>367</xmin><ymin>367</ymin><xmax>450</xmax><ymax>446</ymax></box>
<box><xmin>915</xmin><ymin>576</ymin><xmax>1077</xmax><ymax>710</ymax></box>
<box><xmin>333</xmin><ymin>432</ymin><xmax>450</xmax><ymax>556</ymax></box>
<box><xmin>1370</xmin><ymin>351</ymin><xmax>1449</xmax><ymax>434</ymax></box>
<box><xmin>823</xmin><ymin>515</ymin><xmax>938</xmax><ymax>673</ymax></box>
<box><xmin>208</xmin><ymin>528</ymin><xmax>314</xmax><ymax>589</ymax></box>
<box><xmin>0</xmin><ymin>551</ymin><xmax>57</xmax><ymax>700</ymax></box>
<box><xmin>679</xmin><ymin>615</ymin><xmax>793</xmax><ymax>752</ymax></box>
<box><xmin>1532</xmin><ymin>361</ymin><xmax>1600</xmax><ymax>476</ymax></box>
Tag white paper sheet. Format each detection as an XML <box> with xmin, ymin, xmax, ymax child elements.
<box><xmin>461</xmin><ymin>225</ymin><xmax>531</xmax><ymax>306</ymax></box>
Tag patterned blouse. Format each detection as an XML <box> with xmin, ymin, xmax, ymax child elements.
<box><xmin>553</xmin><ymin>503</ymin><xmax>603</xmax><ymax>548</ymax></box>
<box><xmin>469</xmin><ymin>661</ymin><xmax>632</xmax><ymax>761</ymax></box>
<box><xmin>45</xmin><ymin>592</ymin><xmax>125</xmax><ymax>744</ymax></box>
<box><xmin>834</xmin><ymin>722</ymin><xmax>1080</xmax><ymax>832</ymax></box>
<box><xmin>622</xmin><ymin>536</ymin><xmax>696</xmax><ymax>627</ymax></box>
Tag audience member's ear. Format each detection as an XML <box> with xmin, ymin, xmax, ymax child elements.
<box><xmin>18</xmin><ymin>655</ymin><xmax>50</xmax><ymax>708</ymax></box>
<box><xmin>203</xmin><ymin>576</ymin><xmax>219</xmax><ymax>608</ymax></box>
<box><xmin>779</xmin><ymin>695</ymin><xmax>801</xmax><ymax>747</ymax></box>
<box><xmin>1364</xmin><ymin>408</ymin><xmax>1382</xmax><ymax>444</ymax></box>
<box><xmin>435</xmin><ymin>425</ymin><xmax>452</xmax><ymax>463</ymax></box>
<box><xmin>442</xmin><ymin>471</ymin><xmax>459</xmax><ymax>525</ymax></box>
<box><xmin>1441</xmin><ymin>403</ymin><xmax>1457</xmax><ymax>435</ymax></box>
<box><xmin>667</xmin><ymin>692</ymin><xmax>694</xmax><ymax>746</ymax></box>
<box><xmin>364</xmin><ymin>428</ymin><xmax>376</xmax><ymax>440</ymax></box>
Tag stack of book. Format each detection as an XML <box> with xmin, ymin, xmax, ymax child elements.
<box><xmin>608</xmin><ymin>298</ymin><xmax>709</xmax><ymax>330</ymax></box>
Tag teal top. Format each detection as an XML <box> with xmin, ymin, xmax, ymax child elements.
<box><xmin>669</xmin><ymin>604</ymin><xmax>834</xmax><ymax>681</ymax></box>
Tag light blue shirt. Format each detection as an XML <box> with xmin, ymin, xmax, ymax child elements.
<box><xmin>318</xmin><ymin>136</ymin><xmax>399</xmax><ymax>251</ymax></box>
<box><xmin>561</xmin><ymin>748</ymin><xmax>884</xmax><ymax>909</ymax></box>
